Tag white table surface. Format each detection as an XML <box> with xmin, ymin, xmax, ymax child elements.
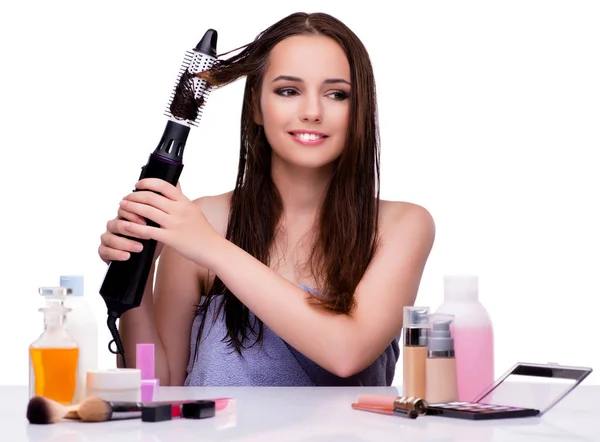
<box><xmin>4</xmin><ymin>384</ymin><xmax>599</xmax><ymax>442</ymax></box>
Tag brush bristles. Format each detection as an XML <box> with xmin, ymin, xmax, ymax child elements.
<box><xmin>27</xmin><ymin>396</ymin><xmax>69</xmax><ymax>424</ymax></box>
<box><xmin>77</xmin><ymin>396</ymin><xmax>112</xmax><ymax>422</ymax></box>
<box><xmin>163</xmin><ymin>49</ymin><xmax>216</xmax><ymax>126</ymax></box>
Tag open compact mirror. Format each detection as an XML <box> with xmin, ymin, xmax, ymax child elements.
<box><xmin>425</xmin><ymin>362</ymin><xmax>593</xmax><ymax>420</ymax></box>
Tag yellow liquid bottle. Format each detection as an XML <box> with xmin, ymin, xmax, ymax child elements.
<box><xmin>29</xmin><ymin>287</ymin><xmax>79</xmax><ymax>405</ymax></box>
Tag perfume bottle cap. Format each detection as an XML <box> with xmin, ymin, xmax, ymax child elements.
<box><xmin>39</xmin><ymin>286</ymin><xmax>71</xmax><ymax>297</ymax></box>
<box><xmin>427</xmin><ymin>314</ymin><xmax>455</xmax><ymax>354</ymax></box>
<box><xmin>443</xmin><ymin>275</ymin><xmax>479</xmax><ymax>302</ymax></box>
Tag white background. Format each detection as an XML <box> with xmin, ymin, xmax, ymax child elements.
<box><xmin>1</xmin><ymin>0</ymin><xmax>598</xmax><ymax>386</ymax></box>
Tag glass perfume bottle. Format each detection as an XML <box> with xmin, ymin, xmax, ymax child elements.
<box><xmin>29</xmin><ymin>287</ymin><xmax>79</xmax><ymax>405</ymax></box>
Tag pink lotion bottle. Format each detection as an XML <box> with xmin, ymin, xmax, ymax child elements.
<box><xmin>433</xmin><ymin>275</ymin><xmax>494</xmax><ymax>402</ymax></box>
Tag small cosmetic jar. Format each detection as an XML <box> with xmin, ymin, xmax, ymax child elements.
<box><xmin>86</xmin><ymin>368</ymin><xmax>141</xmax><ymax>401</ymax></box>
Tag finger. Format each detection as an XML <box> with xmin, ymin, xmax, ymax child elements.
<box><xmin>123</xmin><ymin>191</ymin><xmax>173</xmax><ymax>215</ymax></box>
<box><xmin>98</xmin><ymin>244</ymin><xmax>131</xmax><ymax>263</ymax></box>
<box><xmin>119</xmin><ymin>199</ymin><xmax>170</xmax><ymax>226</ymax></box>
<box><xmin>135</xmin><ymin>178</ymin><xmax>185</xmax><ymax>201</ymax></box>
<box><xmin>101</xmin><ymin>231</ymin><xmax>144</xmax><ymax>254</ymax></box>
<box><xmin>107</xmin><ymin>218</ymin><xmax>144</xmax><ymax>238</ymax></box>
<box><xmin>122</xmin><ymin>220</ymin><xmax>166</xmax><ymax>243</ymax></box>
<box><xmin>118</xmin><ymin>208</ymin><xmax>146</xmax><ymax>225</ymax></box>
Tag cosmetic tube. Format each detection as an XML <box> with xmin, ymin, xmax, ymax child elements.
<box><xmin>137</xmin><ymin>343</ymin><xmax>159</xmax><ymax>402</ymax></box>
<box><xmin>402</xmin><ymin>306</ymin><xmax>430</xmax><ymax>399</ymax></box>
<box><xmin>425</xmin><ymin>314</ymin><xmax>458</xmax><ymax>403</ymax></box>
<box><xmin>351</xmin><ymin>403</ymin><xmax>418</xmax><ymax>419</ymax></box>
<box><xmin>356</xmin><ymin>394</ymin><xmax>429</xmax><ymax>415</ymax></box>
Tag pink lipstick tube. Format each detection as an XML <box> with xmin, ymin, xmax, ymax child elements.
<box><xmin>137</xmin><ymin>343</ymin><xmax>159</xmax><ymax>402</ymax></box>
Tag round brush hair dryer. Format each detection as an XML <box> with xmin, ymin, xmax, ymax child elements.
<box><xmin>99</xmin><ymin>29</ymin><xmax>219</xmax><ymax>368</ymax></box>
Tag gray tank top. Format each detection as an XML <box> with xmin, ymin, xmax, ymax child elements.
<box><xmin>183</xmin><ymin>285</ymin><xmax>400</xmax><ymax>386</ymax></box>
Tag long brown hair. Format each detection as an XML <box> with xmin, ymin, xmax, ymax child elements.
<box><xmin>193</xmin><ymin>12</ymin><xmax>381</xmax><ymax>356</ymax></box>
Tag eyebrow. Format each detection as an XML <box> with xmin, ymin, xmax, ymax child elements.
<box><xmin>272</xmin><ymin>75</ymin><xmax>351</xmax><ymax>86</ymax></box>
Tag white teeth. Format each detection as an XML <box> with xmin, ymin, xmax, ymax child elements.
<box><xmin>295</xmin><ymin>133</ymin><xmax>322</xmax><ymax>141</ymax></box>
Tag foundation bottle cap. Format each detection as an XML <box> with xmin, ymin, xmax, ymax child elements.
<box><xmin>403</xmin><ymin>306</ymin><xmax>430</xmax><ymax>328</ymax></box>
<box><xmin>403</xmin><ymin>307</ymin><xmax>430</xmax><ymax>346</ymax></box>
<box><xmin>443</xmin><ymin>275</ymin><xmax>479</xmax><ymax>302</ymax></box>
<box><xmin>427</xmin><ymin>314</ymin><xmax>455</xmax><ymax>354</ymax></box>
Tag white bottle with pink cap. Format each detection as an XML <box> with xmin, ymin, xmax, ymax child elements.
<box><xmin>433</xmin><ymin>275</ymin><xmax>494</xmax><ymax>402</ymax></box>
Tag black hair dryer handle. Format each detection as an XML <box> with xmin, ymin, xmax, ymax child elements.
<box><xmin>99</xmin><ymin>154</ymin><xmax>183</xmax><ymax>318</ymax></box>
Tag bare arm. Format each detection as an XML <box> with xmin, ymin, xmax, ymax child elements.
<box><xmin>116</xmin><ymin>262</ymin><xmax>166</xmax><ymax>374</ymax></box>
<box><xmin>148</xmin><ymin>195</ymin><xmax>224</xmax><ymax>385</ymax></box>
<box><xmin>117</xmin><ymin>248</ymin><xmax>203</xmax><ymax>386</ymax></box>
<box><xmin>153</xmin><ymin>244</ymin><xmax>202</xmax><ymax>385</ymax></box>
<box><xmin>208</xmin><ymin>204</ymin><xmax>435</xmax><ymax>378</ymax></box>
<box><xmin>118</xmin><ymin>181</ymin><xmax>434</xmax><ymax>379</ymax></box>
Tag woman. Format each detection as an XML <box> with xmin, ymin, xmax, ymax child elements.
<box><xmin>98</xmin><ymin>12</ymin><xmax>435</xmax><ymax>387</ymax></box>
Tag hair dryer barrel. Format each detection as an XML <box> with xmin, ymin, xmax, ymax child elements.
<box><xmin>99</xmin><ymin>121</ymin><xmax>189</xmax><ymax>318</ymax></box>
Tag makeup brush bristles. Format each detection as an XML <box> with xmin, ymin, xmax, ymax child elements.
<box><xmin>27</xmin><ymin>396</ymin><xmax>70</xmax><ymax>424</ymax></box>
<box><xmin>77</xmin><ymin>396</ymin><xmax>113</xmax><ymax>422</ymax></box>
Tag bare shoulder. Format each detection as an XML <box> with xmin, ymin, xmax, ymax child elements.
<box><xmin>192</xmin><ymin>190</ymin><xmax>233</xmax><ymax>238</ymax></box>
<box><xmin>377</xmin><ymin>199</ymin><xmax>435</xmax><ymax>248</ymax></box>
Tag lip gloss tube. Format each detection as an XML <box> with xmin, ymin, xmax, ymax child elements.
<box><xmin>355</xmin><ymin>394</ymin><xmax>428</xmax><ymax>415</ymax></box>
<box><xmin>351</xmin><ymin>403</ymin><xmax>419</xmax><ymax>419</ymax></box>
<box><xmin>402</xmin><ymin>306</ymin><xmax>430</xmax><ymax>399</ymax></box>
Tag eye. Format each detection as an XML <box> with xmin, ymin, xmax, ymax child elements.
<box><xmin>275</xmin><ymin>88</ymin><xmax>299</xmax><ymax>97</ymax></box>
<box><xmin>328</xmin><ymin>90</ymin><xmax>349</xmax><ymax>101</ymax></box>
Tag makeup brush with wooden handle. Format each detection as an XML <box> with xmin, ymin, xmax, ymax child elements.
<box><xmin>26</xmin><ymin>395</ymin><xmax>225</xmax><ymax>424</ymax></box>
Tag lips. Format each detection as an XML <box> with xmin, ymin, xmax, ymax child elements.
<box><xmin>289</xmin><ymin>131</ymin><xmax>328</xmax><ymax>146</ymax></box>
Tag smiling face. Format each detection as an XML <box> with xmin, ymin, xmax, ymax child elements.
<box><xmin>256</xmin><ymin>34</ymin><xmax>351</xmax><ymax>170</ymax></box>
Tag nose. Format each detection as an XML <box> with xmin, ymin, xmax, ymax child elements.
<box><xmin>299</xmin><ymin>93</ymin><xmax>322</xmax><ymax>123</ymax></box>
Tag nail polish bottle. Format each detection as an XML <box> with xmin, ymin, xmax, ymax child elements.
<box><xmin>425</xmin><ymin>313</ymin><xmax>458</xmax><ymax>403</ymax></box>
<box><xmin>402</xmin><ymin>306</ymin><xmax>430</xmax><ymax>399</ymax></box>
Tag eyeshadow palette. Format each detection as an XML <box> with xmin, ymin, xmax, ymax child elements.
<box><xmin>426</xmin><ymin>401</ymin><xmax>539</xmax><ymax>420</ymax></box>
<box><xmin>423</xmin><ymin>362</ymin><xmax>593</xmax><ymax>421</ymax></box>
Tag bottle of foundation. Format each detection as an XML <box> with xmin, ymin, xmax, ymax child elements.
<box><xmin>425</xmin><ymin>314</ymin><xmax>458</xmax><ymax>403</ymax></box>
<box><xmin>29</xmin><ymin>287</ymin><xmax>79</xmax><ymax>405</ymax></box>
<box><xmin>402</xmin><ymin>306</ymin><xmax>430</xmax><ymax>399</ymax></box>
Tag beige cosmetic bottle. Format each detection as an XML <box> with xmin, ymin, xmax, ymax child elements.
<box><xmin>402</xmin><ymin>306</ymin><xmax>430</xmax><ymax>399</ymax></box>
<box><xmin>425</xmin><ymin>314</ymin><xmax>458</xmax><ymax>404</ymax></box>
